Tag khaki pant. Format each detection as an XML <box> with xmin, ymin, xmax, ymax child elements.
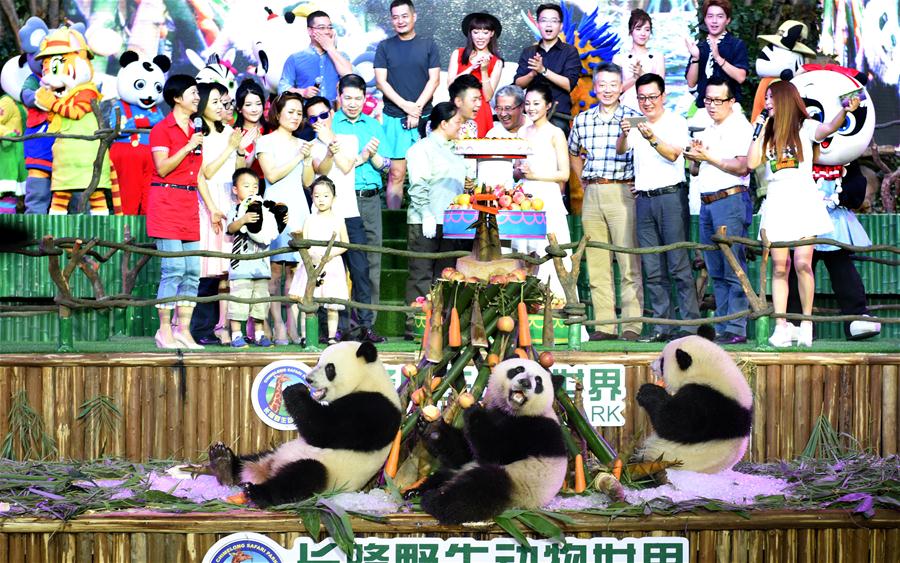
<box><xmin>581</xmin><ymin>182</ymin><xmax>643</xmax><ymax>334</ymax></box>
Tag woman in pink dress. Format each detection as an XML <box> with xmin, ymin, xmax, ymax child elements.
<box><xmin>447</xmin><ymin>12</ymin><xmax>503</xmax><ymax>137</ymax></box>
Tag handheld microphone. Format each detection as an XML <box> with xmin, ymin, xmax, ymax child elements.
<box><xmin>752</xmin><ymin>109</ymin><xmax>769</xmax><ymax>141</ymax></box>
<box><xmin>192</xmin><ymin>117</ymin><xmax>203</xmax><ymax>155</ymax></box>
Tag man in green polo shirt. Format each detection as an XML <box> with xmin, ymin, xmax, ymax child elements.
<box><xmin>332</xmin><ymin>74</ymin><xmax>390</xmax><ymax>338</ymax></box>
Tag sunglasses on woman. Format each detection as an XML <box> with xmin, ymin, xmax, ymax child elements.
<box><xmin>308</xmin><ymin>110</ymin><xmax>330</xmax><ymax>125</ymax></box>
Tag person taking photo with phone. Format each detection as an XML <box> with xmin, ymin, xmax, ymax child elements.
<box><xmin>616</xmin><ymin>73</ymin><xmax>700</xmax><ymax>342</ymax></box>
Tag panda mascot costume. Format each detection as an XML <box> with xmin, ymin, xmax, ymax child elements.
<box><xmin>408</xmin><ymin>358</ymin><xmax>567</xmax><ymax>524</ymax></box>
<box><xmin>207</xmin><ymin>341</ymin><xmax>401</xmax><ymax>507</ymax></box>
<box><xmin>786</xmin><ymin>64</ymin><xmax>881</xmax><ymax>340</ymax></box>
<box><xmin>636</xmin><ymin>330</ymin><xmax>753</xmax><ymax>474</ymax></box>
<box><xmin>108</xmin><ymin>51</ymin><xmax>169</xmax><ymax>215</ymax></box>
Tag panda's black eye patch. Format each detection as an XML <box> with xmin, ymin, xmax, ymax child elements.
<box><xmin>325</xmin><ymin>363</ymin><xmax>336</xmax><ymax>381</ymax></box>
<box><xmin>534</xmin><ymin>376</ymin><xmax>544</xmax><ymax>394</ymax></box>
<box><xmin>507</xmin><ymin>366</ymin><xmax>525</xmax><ymax>379</ymax></box>
<box><xmin>676</xmin><ymin>349</ymin><xmax>692</xmax><ymax>371</ymax></box>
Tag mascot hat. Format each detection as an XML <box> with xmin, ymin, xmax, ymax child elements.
<box><xmin>758</xmin><ymin>20</ymin><xmax>816</xmax><ymax>57</ymax></box>
<box><xmin>36</xmin><ymin>27</ymin><xmax>94</xmax><ymax>59</ymax></box>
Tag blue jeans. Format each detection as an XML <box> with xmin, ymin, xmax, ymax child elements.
<box><xmin>636</xmin><ymin>187</ymin><xmax>700</xmax><ymax>335</ymax></box>
<box><xmin>156</xmin><ymin>239</ymin><xmax>201</xmax><ymax>308</ymax></box>
<box><xmin>342</xmin><ymin>216</ymin><xmax>374</xmax><ymax>330</ymax></box>
<box><xmin>699</xmin><ymin>190</ymin><xmax>752</xmax><ymax>336</ymax></box>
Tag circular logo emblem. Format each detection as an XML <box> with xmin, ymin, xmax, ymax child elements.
<box><xmin>202</xmin><ymin>532</ymin><xmax>286</xmax><ymax>563</ymax></box>
<box><xmin>251</xmin><ymin>360</ymin><xmax>311</xmax><ymax>430</ymax></box>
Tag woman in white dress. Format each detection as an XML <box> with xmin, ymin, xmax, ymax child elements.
<box><xmin>196</xmin><ymin>82</ymin><xmax>254</xmax><ymax>344</ymax></box>
<box><xmin>612</xmin><ymin>9</ymin><xmax>665</xmax><ymax>112</ymax></box>
<box><xmin>256</xmin><ymin>92</ymin><xmax>314</xmax><ymax>345</ymax></box>
<box><xmin>748</xmin><ymin>80</ymin><xmax>860</xmax><ymax>347</ymax></box>
<box><xmin>514</xmin><ymin>84</ymin><xmax>571</xmax><ymax>300</ymax></box>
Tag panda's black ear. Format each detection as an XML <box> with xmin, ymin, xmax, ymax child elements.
<box><xmin>356</xmin><ymin>341</ymin><xmax>378</xmax><ymax>363</ymax></box>
<box><xmin>675</xmin><ymin>349</ymin><xmax>692</xmax><ymax>371</ymax></box>
<box><xmin>119</xmin><ymin>50</ymin><xmax>139</xmax><ymax>68</ymax></box>
<box><xmin>697</xmin><ymin>324</ymin><xmax>716</xmax><ymax>342</ymax></box>
<box><xmin>153</xmin><ymin>55</ymin><xmax>172</xmax><ymax>73</ymax></box>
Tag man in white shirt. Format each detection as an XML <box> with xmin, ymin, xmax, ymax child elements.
<box><xmin>616</xmin><ymin>73</ymin><xmax>700</xmax><ymax>341</ymax></box>
<box><xmin>683</xmin><ymin>77</ymin><xmax>752</xmax><ymax>344</ymax></box>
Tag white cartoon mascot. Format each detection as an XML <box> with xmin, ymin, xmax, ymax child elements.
<box><xmin>790</xmin><ymin>63</ymin><xmax>880</xmax><ymax>340</ymax></box>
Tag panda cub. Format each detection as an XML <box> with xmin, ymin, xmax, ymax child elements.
<box><xmin>410</xmin><ymin>358</ymin><xmax>567</xmax><ymax>524</ymax></box>
<box><xmin>636</xmin><ymin>332</ymin><xmax>753</xmax><ymax>474</ymax></box>
<box><xmin>209</xmin><ymin>341</ymin><xmax>401</xmax><ymax>507</ymax></box>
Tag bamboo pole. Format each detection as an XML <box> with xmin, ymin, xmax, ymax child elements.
<box><xmin>782</xmin><ymin>364</ymin><xmax>795</xmax><ymax>458</ymax></box>
<box><xmin>869</xmin><ymin>365</ymin><xmax>883</xmax><ymax>455</ymax></box>
<box><xmin>881</xmin><ymin>364</ymin><xmax>897</xmax><ymax>455</ymax></box>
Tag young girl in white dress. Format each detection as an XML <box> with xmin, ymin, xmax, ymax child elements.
<box><xmin>289</xmin><ymin>176</ymin><xmax>349</xmax><ymax>345</ymax></box>
<box><xmin>513</xmin><ymin>84</ymin><xmax>572</xmax><ymax>300</ymax></box>
<box><xmin>612</xmin><ymin>9</ymin><xmax>665</xmax><ymax>112</ymax></box>
<box><xmin>748</xmin><ymin>80</ymin><xmax>860</xmax><ymax>347</ymax></box>
<box><xmin>256</xmin><ymin>92</ymin><xmax>314</xmax><ymax>345</ymax></box>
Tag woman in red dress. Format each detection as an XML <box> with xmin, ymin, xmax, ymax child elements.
<box><xmin>446</xmin><ymin>12</ymin><xmax>503</xmax><ymax>137</ymax></box>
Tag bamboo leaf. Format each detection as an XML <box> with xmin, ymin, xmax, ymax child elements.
<box><xmin>494</xmin><ymin>515</ymin><xmax>530</xmax><ymax>547</ymax></box>
<box><xmin>537</xmin><ymin>509</ymin><xmax>576</xmax><ymax>525</ymax></box>
<box><xmin>516</xmin><ymin>512</ymin><xmax>564</xmax><ymax>543</ymax></box>
<box><xmin>299</xmin><ymin>509</ymin><xmax>321</xmax><ymax>539</ymax></box>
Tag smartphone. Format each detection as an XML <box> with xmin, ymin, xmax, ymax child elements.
<box><xmin>839</xmin><ymin>87</ymin><xmax>864</xmax><ymax>107</ymax></box>
<box><xmin>624</xmin><ymin>116</ymin><xmax>648</xmax><ymax>127</ymax></box>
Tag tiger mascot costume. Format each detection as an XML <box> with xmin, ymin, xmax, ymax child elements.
<box><xmin>33</xmin><ymin>26</ymin><xmax>115</xmax><ymax>214</ymax></box>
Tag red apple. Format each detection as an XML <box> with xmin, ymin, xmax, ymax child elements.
<box><xmin>498</xmin><ymin>195</ymin><xmax>512</xmax><ymax>208</ymax></box>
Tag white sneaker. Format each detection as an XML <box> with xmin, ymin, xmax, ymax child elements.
<box><xmin>797</xmin><ymin>321</ymin><xmax>813</xmax><ymax>347</ymax></box>
<box><xmin>849</xmin><ymin>316</ymin><xmax>881</xmax><ymax>341</ymax></box>
<box><xmin>768</xmin><ymin>324</ymin><xmax>793</xmax><ymax>347</ymax></box>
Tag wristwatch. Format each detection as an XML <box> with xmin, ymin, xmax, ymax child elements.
<box><xmin>649</xmin><ymin>139</ymin><xmax>659</xmax><ymax>148</ymax></box>
<box><xmin>540</xmin><ymin>68</ymin><xmax>548</xmax><ymax>76</ymax></box>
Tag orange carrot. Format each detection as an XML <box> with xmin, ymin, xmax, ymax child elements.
<box><xmin>384</xmin><ymin>429</ymin><xmax>403</xmax><ymax>478</ymax></box>
<box><xmin>574</xmin><ymin>454</ymin><xmax>587</xmax><ymax>493</ymax></box>
<box><xmin>401</xmin><ymin>476</ymin><xmax>429</xmax><ymax>494</ymax></box>
<box><xmin>225</xmin><ymin>491</ymin><xmax>249</xmax><ymax>505</ymax></box>
<box><xmin>612</xmin><ymin>458</ymin><xmax>623</xmax><ymax>481</ymax></box>
<box><xmin>430</xmin><ymin>376</ymin><xmax>442</xmax><ymax>391</ymax></box>
<box><xmin>514</xmin><ymin>347</ymin><xmax>528</xmax><ymax>359</ymax></box>
<box><xmin>448</xmin><ymin>306</ymin><xmax>461</xmax><ymax>347</ymax></box>
<box><xmin>517</xmin><ymin>301</ymin><xmax>531</xmax><ymax>346</ymax></box>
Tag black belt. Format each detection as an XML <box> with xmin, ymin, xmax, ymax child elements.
<box><xmin>638</xmin><ymin>184</ymin><xmax>682</xmax><ymax>197</ymax></box>
<box><xmin>356</xmin><ymin>189</ymin><xmax>381</xmax><ymax>198</ymax></box>
<box><xmin>151</xmin><ymin>182</ymin><xmax>197</xmax><ymax>192</ymax></box>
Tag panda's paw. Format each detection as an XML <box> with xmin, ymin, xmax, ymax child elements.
<box><xmin>636</xmin><ymin>383</ymin><xmax>667</xmax><ymax>409</ymax></box>
<box><xmin>208</xmin><ymin>442</ymin><xmax>236</xmax><ymax>486</ymax></box>
<box><xmin>282</xmin><ymin>382</ymin><xmax>311</xmax><ymax>403</ymax></box>
<box><xmin>416</xmin><ymin>417</ymin><xmax>444</xmax><ymax>445</ymax></box>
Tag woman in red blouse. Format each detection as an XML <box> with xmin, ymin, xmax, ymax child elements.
<box><xmin>147</xmin><ymin>74</ymin><xmax>227</xmax><ymax>349</ymax></box>
<box><xmin>447</xmin><ymin>13</ymin><xmax>503</xmax><ymax>137</ymax></box>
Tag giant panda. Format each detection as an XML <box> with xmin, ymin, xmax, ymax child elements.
<box><xmin>409</xmin><ymin>358</ymin><xmax>567</xmax><ymax>524</ymax></box>
<box><xmin>636</xmin><ymin>332</ymin><xmax>753</xmax><ymax>474</ymax></box>
<box><xmin>208</xmin><ymin>341</ymin><xmax>401</xmax><ymax>507</ymax></box>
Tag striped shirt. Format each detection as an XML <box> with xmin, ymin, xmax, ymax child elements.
<box><xmin>568</xmin><ymin>104</ymin><xmax>639</xmax><ymax>181</ymax></box>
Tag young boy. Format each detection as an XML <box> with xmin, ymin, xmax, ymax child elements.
<box><xmin>226</xmin><ymin>168</ymin><xmax>288</xmax><ymax>348</ymax></box>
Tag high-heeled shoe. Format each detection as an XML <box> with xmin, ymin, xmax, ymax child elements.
<box><xmin>155</xmin><ymin>330</ymin><xmax>183</xmax><ymax>350</ymax></box>
<box><xmin>172</xmin><ymin>329</ymin><xmax>205</xmax><ymax>350</ymax></box>
<box><xmin>214</xmin><ymin>326</ymin><xmax>231</xmax><ymax>346</ymax></box>
<box><xmin>768</xmin><ymin>323</ymin><xmax>793</xmax><ymax>348</ymax></box>
<box><xmin>797</xmin><ymin>321</ymin><xmax>813</xmax><ymax>347</ymax></box>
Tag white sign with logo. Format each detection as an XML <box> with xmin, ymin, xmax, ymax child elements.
<box><xmin>250</xmin><ymin>360</ymin><xmax>312</xmax><ymax>431</ymax></box>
